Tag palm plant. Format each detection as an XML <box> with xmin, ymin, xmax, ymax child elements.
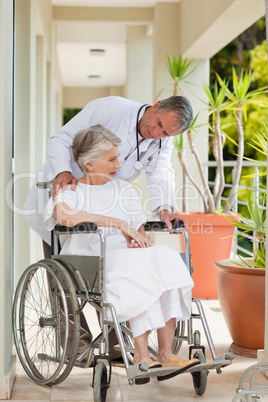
<box><xmin>218</xmin><ymin>68</ymin><xmax>268</xmax><ymax>213</ymax></box>
<box><xmin>223</xmin><ymin>126</ymin><xmax>267</xmax><ymax>269</ymax></box>
<box><xmin>225</xmin><ymin>190</ymin><xmax>266</xmax><ymax>268</ymax></box>
<box><xmin>162</xmin><ymin>54</ymin><xmax>268</xmax><ymax>215</ymax></box>
<box><xmin>242</xmin><ymin>125</ymin><xmax>267</xmax><ymax>179</ymax></box>
<box><xmin>155</xmin><ymin>54</ymin><xmax>197</xmax><ymax>99</ymax></box>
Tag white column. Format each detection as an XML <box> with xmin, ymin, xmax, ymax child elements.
<box><xmin>36</xmin><ymin>35</ymin><xmax>47</xmax><ymax>166</ymax></box>
<box><xmin>125</xmin><ymin>25</ymin><xmax>153</xmax><ymax>103</ymax></box>
<box><xmin>153</xmin><ymin>2</ymin><xmax>181</xmax><ymax>99</ymax></box>
<box><xmin>14</xmin><ymin>0</ymin><xmax>35</xmax><ymax>277</ymax></box>
<box><xmin>0</xmin><ymin>0</ymin><xmax>16</xmax><ymax>398</ymax></box>
<box><xmin>153</xmin><ymin>3</ymin><xmax>209</xmax><ymax>212</ymax></box>
<box><xmin>174</xmin><ymin>61</ymin><xmax>210</xmax><ymax>212</ymax></box>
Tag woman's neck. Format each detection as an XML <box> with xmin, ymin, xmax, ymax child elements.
<box><xmin>78</xmin><ymin>175</ymin><xmax>93</xmax><ymax>185</ymax></box>
<box><xmin>78</xmin><ymin>174</ymin><xmax>110</xmax><ymax>186</ymax></box>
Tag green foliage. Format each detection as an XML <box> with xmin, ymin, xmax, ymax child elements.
<box><xmin>166</xmin><ymin>54</ymin><xmax>196</xmax><ymax>84</ymax></box>
<box><xmin>63</xmin><ymin>108</ymin><xmax>81</xmax><ymax>125</ymax></box>
<box><xmin>249</xmin><ymin>40</ymin><xmax>268</xmax><ymax>87</ymax></box>
<box><xmin>202</xmin><ymin>80</ymin><xmax>231</xmax><ymax>113</ymax></box>
<box><xmin>225</xmin><ymin>190</ymin><xmax>266</xmax><ymax>268</ymax></box>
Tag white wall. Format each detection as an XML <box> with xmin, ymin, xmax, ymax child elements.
<box><xmin>0</xmin><ymin>0</ymin><xmax>16</xmax><ymax>398</ymax></box>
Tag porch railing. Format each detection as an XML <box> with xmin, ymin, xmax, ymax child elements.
<box><xmin>206</xmin><ymin>160</ymin><xmax>266</xmax><ymax>257</ymax></box>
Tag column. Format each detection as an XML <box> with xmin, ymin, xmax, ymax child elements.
<box><xmin>14</xmin><ymin>0</ymin><xmax>35</xmax><ymax>276</ymax></box>
<box><xmin>153</xmin><ymin>2</ymin><xmax>209</xmax><ymax>212</ymax></box>
<box><xmin>125</xmin><ymin>25</ymin><xmax>153</xmax><ymax>103</ymax></box>
<box><xmin>0</xmin><ymin>0</ymin><xmax>16</xmax><ymax>398</ymax></box>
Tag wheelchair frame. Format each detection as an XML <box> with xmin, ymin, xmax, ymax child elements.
<box><xmin>12</xmin><ymin>183</ymin><xmax>234</xmax><ymax>401</ymax></box>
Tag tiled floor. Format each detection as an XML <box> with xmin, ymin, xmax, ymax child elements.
<box><xmin>11</xmin><ymin>300</ymin><xmax>268</xmax><ymax>401</ymax></box>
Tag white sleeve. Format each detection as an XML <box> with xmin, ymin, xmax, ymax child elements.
<box><xmin>146</xmin><ymin>137</ymin><xmax>175</xmax><ymax>217</ymax></box>
<box><xmin>43</xmin><ymin>188</ymin><xmax>80</xmax><ymax>231</ymax></box>
<box><xmin>47</xmin><ymin>98</ymin><xmax>119</xmax><ymax>179</ymax></box>
<box><xmin>119</xmin><ymin>182</ymin><xmax>147</xmax><ymax>230</ymax></box>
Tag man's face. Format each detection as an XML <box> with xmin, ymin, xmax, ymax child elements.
<box><xmin>138</xmin><ymin>102</ymin><xmax>180</xmax><ymax>140</ymax></box>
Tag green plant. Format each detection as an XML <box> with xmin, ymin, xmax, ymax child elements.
<box><xmin>224</xmin><ymin>125</ymin><xmax>267</xmax><ymax>269</ymax></box>
<box><xmin>170</xmin><ymin>57</ymin><xmax>268</xmax><ymax>214</ymax></box>
<box><xmin>225</xmin><ymin>190</ymin><xmax>266</xmax><ymax>268</ymax></box>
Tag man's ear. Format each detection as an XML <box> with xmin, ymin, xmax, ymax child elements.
<box><xmin>153</xmin><ymin>100</ymin><xmax>161</xmax><ymax>110</ymax></box>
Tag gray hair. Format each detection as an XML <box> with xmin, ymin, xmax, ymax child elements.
<box><xmin>156</xmin><ymin>96</ymin><xmax>193</xmax><ymax>134</ymax></box>
<box><xmin>72</xmin><ymin>124</ymin><xmax>122</xmax><ymax>174</ymax></box>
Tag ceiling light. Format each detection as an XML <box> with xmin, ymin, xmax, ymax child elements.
<box><xmin>88</xmin><ymin>75</ymin><xmax>101</xmax><ymax>79</ymax></box>
<box><xmin>89</xmin><ymin>49</ymin><xmax>105</xmax><ymax>56</ymax></box>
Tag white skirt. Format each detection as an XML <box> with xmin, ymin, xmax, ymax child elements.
<box><xmin>105</xmin><ymin>245</ymin><xmax>194</xmax><ymax>336</ymax></box>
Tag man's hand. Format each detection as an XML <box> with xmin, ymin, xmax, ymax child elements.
<box><xmin>160</xmin><ymin>209</ymin><xmax>188</xmax><ymax>230</ymax></box>
<box><xmin>52</xmin><ymin>171</ymin><xmax>78</xmax><ymax>199</ymax></box>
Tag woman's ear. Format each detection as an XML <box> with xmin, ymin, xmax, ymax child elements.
<box><xmin>85</xmin><ymin>162</ymin><xmax>93</xmax><ymax>172</ymax></box>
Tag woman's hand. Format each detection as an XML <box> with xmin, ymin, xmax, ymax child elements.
<box><xmin>120</xmin><ymin>222</ymin><xmax>150</xmax><ymax>248</ymax></box>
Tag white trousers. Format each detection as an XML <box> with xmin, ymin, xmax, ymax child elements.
<box><xmin>128</xmin><ymin>288</ymin><xmax>192</xmax><ymax>338</ymax></box>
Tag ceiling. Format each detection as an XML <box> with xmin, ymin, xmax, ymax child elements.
<box><xmin>52</xmin><ymin>0</ymin><xmax>181</xmax><ymax>89</ymax></box>
<box><xmin>52</xmin><ymin>0</ymin><xmax>180</xmax><ymax>7</ymax></box>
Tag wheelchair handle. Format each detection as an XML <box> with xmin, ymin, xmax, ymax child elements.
<box><xmin>144</xmin><ymin>220</ymin><xmax>184</xmax><ymax>231</ymax></box>
<box><xmin>36</xmin><ymin>181</ymin><xmax>52</xmax><ymax>190</ymax></box>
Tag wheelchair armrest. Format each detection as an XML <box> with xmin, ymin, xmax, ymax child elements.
<box><xmin>144</xmin><ymin>220</ymin><xmax>184</xmax><ymax>231</ymax></box>
<box><xmin>54</xmin><ymin>222</ymin><xmax>98</xmax><ymax>234</ymax></box>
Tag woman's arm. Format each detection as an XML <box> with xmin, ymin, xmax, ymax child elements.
<box><xmin>54</xmin><ymin>202</ymin><xmax>150</xmax><ymax>248</ymax></box>
<box><xmin>129</xmin><ymin>225</ymin><xmax>151</xmax><ymax>248</ymax></box>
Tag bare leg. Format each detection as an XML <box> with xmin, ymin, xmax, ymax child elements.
<box><xmin>157</xmin><ymin>318</ymin><xmax>200</xmax><ymax>368</ymax></box>
<box><xmin>133</xmin><ymin>331</ymin><xmax>150</xmax><ymax>364</ymax></box>
<box><xmin>157</xmin><ymin>318</ymin><xmax>176</xmax><ymax>363</ymax></box>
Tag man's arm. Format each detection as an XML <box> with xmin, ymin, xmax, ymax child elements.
<box><xmin>146</xmin><ymin>138</ymin><xmax>175</xmax><ymax>215</ymax></box>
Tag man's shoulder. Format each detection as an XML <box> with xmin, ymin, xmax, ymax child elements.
<box><xmin>86</xmin><ymin>96</ymin><xmax>141</xmax><ymax>112</ymax></box>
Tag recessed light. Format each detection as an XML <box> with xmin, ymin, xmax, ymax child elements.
<box><xmin>89</xmin><ymin>49</ymin><xmax>105</xmax><ymax>56</ymax></box>
<box><xmin>88</xmin><ymin>75</ymin><xmax>101</xmax><ymax>79</ymax></box>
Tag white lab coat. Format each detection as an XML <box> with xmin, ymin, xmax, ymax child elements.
<box><xmin>23</xmin><ymin>96</ymin><xmax>175</xmax><ymax>244</ymax></box>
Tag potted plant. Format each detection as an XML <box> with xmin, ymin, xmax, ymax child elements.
<box><xmin>163</xmin><ymin>55</ymin><xmax>267</xmax><ymax>298</ymax></box>
<box><xmin>215</xmin><ymin>127</ymin><xmax>266</xmax><ymax>357</ymax></box>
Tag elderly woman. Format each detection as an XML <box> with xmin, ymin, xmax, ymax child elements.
<box><xmin>44</xmin><ymin>124</ymin><xmax>199</xmax><ymax>380</ymax></box>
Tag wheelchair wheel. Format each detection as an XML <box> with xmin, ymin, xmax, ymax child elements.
<box><xmin>191</xmin><ymin>350</ymin><xmax>208</xmax><ymax>395</ymax></box>
<box><xmin>93</xmin><ymin>362</ymin><xmax>108</xmax><ymax>402</ymax></box>
<box><xmin>12</xmin><ymin>259</ymin><xmax>80</xmax><ymax>385</ymax></box>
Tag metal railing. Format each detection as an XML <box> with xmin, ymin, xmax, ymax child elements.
<box><xmin>206</xmin><ymin>160</ymin><xmax>266</xmax><ymax>257</ymax></box>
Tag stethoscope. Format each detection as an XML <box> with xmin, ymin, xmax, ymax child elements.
<box><xmin>134</xmin><ymin>104</ymin><xmax>162</xmax><ymax>172</ymax></box>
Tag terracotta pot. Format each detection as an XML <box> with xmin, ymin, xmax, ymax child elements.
<box><xmin>215</xmin><ymin>258</ymin><xmax>265</xmax><ymax>357</ymax></box>
<box><xmin>180</xmin><ymin>212</ymin><xmax>238</xmax><ymax>299</ymax></box>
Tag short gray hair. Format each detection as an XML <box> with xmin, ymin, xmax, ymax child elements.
<box><xmin>72</xmin><ymin>124</ymin><xmax>122</xmax><ymax>174</ymax></box>
<box><xmin>156</xmin><ymin>96</ymin><xmax>193</xmax><ymax>134</ymax></box>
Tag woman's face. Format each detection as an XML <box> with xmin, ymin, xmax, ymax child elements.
<box><xmin>86</xmin><ymin>144</ymin><xmax>121</xmax><ymax>185</ymax></box>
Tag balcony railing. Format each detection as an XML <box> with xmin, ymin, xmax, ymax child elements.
<box><xmin>206</xmin><ymin>160</ymin><xmax>266</xmax><ymax>257</ymax></box>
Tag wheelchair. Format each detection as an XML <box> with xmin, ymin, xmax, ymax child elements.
<box><xmin>12</xmin><ymin>183</ymin><xmax>234</xmax><ymax>402</ymax></box>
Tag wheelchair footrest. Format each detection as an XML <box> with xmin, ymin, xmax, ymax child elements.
<box><xmin>127</xmin><ymin>358</ymin><xmax>233</xmax><ymax>382</ymax></box>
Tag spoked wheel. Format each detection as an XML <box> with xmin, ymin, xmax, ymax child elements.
<box><xmin>191</xmin><ymin>350</ymin><xmax>208</xmax><ymax>395</ymax></box>
<box><xmin>12</xmin><ymin>259</ymin><xmax>80</xmax><ymax>385</ymax></box>
<box><xmin>93</xmin><ymin>362</ymin><xmax>108</xmax><ymax>402</ymax></box>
